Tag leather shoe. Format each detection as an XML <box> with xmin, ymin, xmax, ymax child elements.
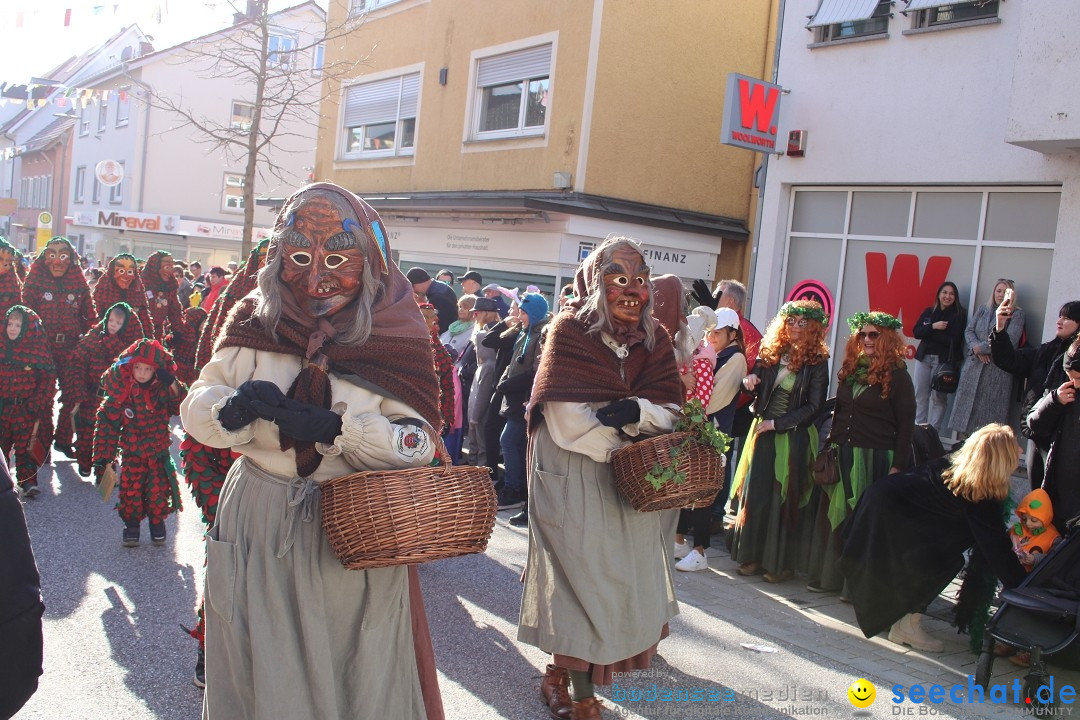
<box><xmin>570</xmin><ymin>696</ymin><xmax>603</xmax><ymax>720</ymax></box>
<box><xmin>736</xmin><ymin>562</ymin><xmax>762</xmax><ymax>576</ymax></box>
<box><xmin>509</xmin><ymin>508</ymin><xmax>528</xmax><ymax>527</ymax></box>
<box><xmin>763</xmin><ymin>569</ymin><xmax>793</xmax><ymax>584</ymax></box>
<box><xmin>540</xmin><ymin>664</ymin><xmax>571</xmax><ymax>719</ymax></box>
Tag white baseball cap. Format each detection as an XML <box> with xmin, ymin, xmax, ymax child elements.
<box><xmin>713</xmin><ymin>307</ymin><xmax>741</xmax><ymax>331</ymax></box>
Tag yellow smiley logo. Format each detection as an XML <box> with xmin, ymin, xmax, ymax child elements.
<box><xmin>847</xmin><ymin>678</ymin><xmax>876</xmax><ymax>708</ymax></box>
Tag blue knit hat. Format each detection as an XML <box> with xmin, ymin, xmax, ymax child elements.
<box><xmin>519</xmin><ymin>292</ymin><xmax>549</xmax><ymax>326</ymax></box>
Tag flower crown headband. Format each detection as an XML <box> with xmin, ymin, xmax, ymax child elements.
<box><xmin>846</xmin><ymin>311</ymin><xmax>902</xmax><ymax>332</ymax></box>
<box><xmin>779</xmin><ymin>300</ymin><xmax>828</xmax><ymax>327</ymax></box>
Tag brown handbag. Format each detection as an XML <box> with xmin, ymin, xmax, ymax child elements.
<box><xmin>812</xmin><ymin>445</ymin><xmax>840</xmax><ymax>486</ymax></box>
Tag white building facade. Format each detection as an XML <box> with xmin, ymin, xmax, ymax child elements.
<box><xmin>752</xmin><ymin>0</ymin><xmax>1080</xmax><ymax>379</ymax></box>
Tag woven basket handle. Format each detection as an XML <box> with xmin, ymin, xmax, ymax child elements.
<box><xmin>418</xmin><ymin>423</ymin><xmax>453</xmax><ymax>473</ymax></box>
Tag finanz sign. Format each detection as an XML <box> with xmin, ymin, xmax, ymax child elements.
<box><xmin>720</xmin><ymin>73</ymin><xmax>782</xmax><ymax>153</ymax></box>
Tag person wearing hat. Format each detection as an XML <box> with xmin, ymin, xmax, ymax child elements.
<box><xmin>93</xmin><ymin>338</ymin><xmax>186</xmax><ymax>546</ymax></box>
<box><xmin>460</xmin><ymin>271</ymin><xmax>483</xmax><ymax>296</ymax></box>
<box><xmin>673</xmin><ymin>307</ymin><xmax>747</xmax><ymax>572</ymax></box>
<box><xmin>407</xmin><ymin>266</ymin><xmax>458</xmax><ymax>334</ymax></box>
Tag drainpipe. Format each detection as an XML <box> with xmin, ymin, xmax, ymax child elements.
<box><xmin>745</xmin><ymin>0</ymin><xmax>786</xmax><ymax>315</ymax></box>
<box><xmin>137</xmin><ymin>83</ymin><xmax>151</xmax><ymax>211</ymax></box>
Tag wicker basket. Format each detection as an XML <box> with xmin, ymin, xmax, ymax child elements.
<box><xmin>321</xmin><ymin>434</ymin><xmax>496</xmax><ymax>569</ymax></box>
<box><xmin>611</xmin><ymin>432</ymin><xmax>725</xmax><ymax>512</ymax></box>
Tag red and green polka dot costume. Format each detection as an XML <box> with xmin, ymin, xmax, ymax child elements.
<box><xmin>21</xmin><ymin>237</ymin><xmax>96</xmax><ymax>451</ymax></box>
<box><xmin>71</xmin><ymin>303</ymin><xmax>147</xmax><ymax>474</ymax></box>
<box><xmin>169</xmin><ymin>306</ymin><xmax>207</xmax><ymax>387</ymax></box>
<box><xmin>141</xmin><ymin>251</ymin><xmax>183</xmax><ymax>343</ymax></box>
<box><xmin>0</xmin><ymin>306</ymin><xmax>57</xmax><ymax>490</ymax></box>
<box><xmin>0</xmin><ymin>236</ymin><xmax>22</xmax><ymax>316</ymax></box>
<box><xmin>92</xmin><ymin>253</ymin><xmax>154</xmax><ymax>335</ymax></box>
<box><xmin>93</xmin><ymin>339</ymin><xmax>186</xmax><ymax>524</ymax></box>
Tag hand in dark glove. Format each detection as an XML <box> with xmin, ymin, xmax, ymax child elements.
<box><xmin>596</xmin><ymin>399</ymin><xmax>641</xmax><ymax>428</ymax></box>
<box><xmin>250</xmin><ymin>397</ymin><xmax>343</xmax><ymax>444</ymax></box>
<box><xmin>217</xmin><ymin>391</ymin><xmax>260</xmax><ymax>431</ymax></box>
<box><xmin>155</xmin><ymin>368</ymin><xmax>175</xmax><ymax>386</ymax></box>
<box><xmin>236</xmin><ymin>380</ymin><xmax>287</xmax><ymax>419</ymax></box>
<box><xmin>691</xmin><ymin>279</ymin><xmax>719</xmax><ymax>310</ymax></box>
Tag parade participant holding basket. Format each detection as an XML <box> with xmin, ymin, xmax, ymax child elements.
<box><xmin>730</xmin><ymin>300</ymin><xmax>830</xmax><ymax>584</ymax></box>
<box><xmin>519</xmin><ymin>235</ymin><xmax>683</xmax><ymax>720</ymax></box>
<box><xmin>181</xmin><ymin>183</ymin><xmax>446</xmax><ymax>720</ymax></box>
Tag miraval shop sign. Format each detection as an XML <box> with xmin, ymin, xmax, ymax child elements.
<box><xmin>74</xmin><ymin>210</ymin><xmax>181</xmax><ymax>233</ymax></box>
<box><xmin>720</xmin><ymin>73</ymin><xmax>783</xmax><ymax>153</ymax></box>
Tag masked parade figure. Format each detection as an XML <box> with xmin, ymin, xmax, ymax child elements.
<box><xmin>142</xmin><ymin>250</ymin><xmax>184</xmax><ymax>342</ymax></box>
<box><xmin>93</xmin><ymin>253</ymin><xmax>154</xmax><ymax>336</ymax></box>
<box><xmin>0</xmin><ymin>237</ymin><xmax>22</xmax><ymax>316</ymax></box>
<box><xmin>0</xmin><ymin>306</ymin><xmax>56</xmax><ymax>497</ymax></box>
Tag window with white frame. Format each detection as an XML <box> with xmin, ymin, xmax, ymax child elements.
<box><xmin>907</xmin><ymin>0</ymin><xmax>998</xmax><ymax>28</ymax></box>
<box><xmin>231</xmin><ymin>102</ymin><xmax>255</xmax><ymax>132</ymax></box>
<box><xmin>116</xmin><ymin>94</ymin><xmax>130</xmax><ymax>126</ymax></box>
<box><xmin>92</xmin><ymin>176</ymin><xmax>102</xmax><ymax>203</ymax></box>
<box><xmin>79</xmin><ymin>107</ymin><xmax>90</xmax><ymax>136</ymax></box>
<box><xmin>810</xmin><ymin>0</ymin><xmax>891</xmax><ymax>42</ymax></box>
<box><xmin>341</xmin><ymin>72</ymin><xmax>419</xmax><ymax>158</ymax></box>
<box><xmin>31</xmin><ymin>177</ymin><xmax>40</xmax><ymax>208</ymax></box>
<box><xmin>97</xmin><ymin>97</ymin><xmax>109</xmax><ymax>132</ymax></box>
<box><xmin>473</xmin><ymin>44</ymin><xmax>551</xmax><ymax>139</ymax></box>
<box><xmin>312</xmin><ymin>44</ymin><xmax>324</xmax><ymax>75</ymax></box>
<box><xmin>268</xmin><ymin>32</ymin><xmax>296</xmax><ymax>69</ymax></box>
<box><xmin>19</xmin><ymin>178</ymin><xmax>28</xmax><ymax>207</ymax></box>
<box><xmin>74</xmin><ymin>166</ymin><xmax>86</xmax><ymax>203</ymax></box>
<box><xmin>223</xmin><ymin>173</ymin><xmax>245</xmax><ymax>211</ymax></box>
<box><xmin>109</xmin><ymin>163</ymin><xmax>124</xmax><ymax>204</ymax></box>
<box><xmin>349</xmin><ymin>0</ymin><xmax>401</xmax><ymax>16</ymax></box>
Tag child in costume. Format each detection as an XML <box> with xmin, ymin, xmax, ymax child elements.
<box><xmin>0</xmin><ymin>306</ymin><xmax>56</xmax><ymax>497</ymax></box>
<box><xmin>141</xmin><ymin>251</ymin><xmax>184</xmax><ymax>342</ymax></box>
<box><xmin>71</xmin><ymin>303</ymin><xmax>146</xmax><ymax>477</ymax></box>
<box><xmin>92</xmin><ymin>253</ymin><xmax>153</xmax><ymax>332</ymax></box>
<box><xmin>1009</xmin><ymin>488</ymin><xmax>1061</xmax><ymax>571</ymax></box>
<box><xmin>93</xmin><ymin>339</ymin><xmax>186</xmax><ymax>546</ymax></box>
<box><xmin>0</xmin><ymin>237</ymin><xmax>22</xmax><ymax>316</ymax></box>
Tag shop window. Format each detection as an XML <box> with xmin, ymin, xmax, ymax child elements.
<box><xmin>791</xmin><ymin>191</ymin><xmax>847</xmax><ymax>234</ymax></box>
<box><xmin>809</xmin><ymin>0</ymin><xmax>892</xmax><ymax>43</ymax></box>
<box><xmin>223</xmin><ymin>173</ymin><xmax>245</xmax><ymax>212</ymax></box>
<box><xmin>341</xmin><ymin>72</ymin><xmax>419</xmax><ymax>158</ymax></box>
<box><xmin>74</xmin><ymin>166</ymin><xmax>86</xmax><ymax>203</ymax></box>
<box><xmin>472</xmin><ymin>43</ymin><xmax>551</xmax><ymax>140</ymax></box>
<box><xmin>908</xmin><ymin>0</ymin><xmax>999</xmax><ymax>28</ymax></box>
<box><xmin>116</xmin><ymin>94</ymin><xmax>130</xmax><ymax>126</ymax></box>
<box><xmin>912</xmin><ymin>192</ymin><xmax>982</xmax><ymax>240</ymax></box>
<box><xmin>109</xmin><ymin>163</ymin><xmax>124</xmax><ymax>204</ymax></box>
<box><xmin>984</xmin><ymin>193</ymin><xmax>1061</xmax><ymax>244</ymax></box>
<box><xmin>849</xmin><ymin>192</ymin><xmax>911</xmax><ymax>236</ymax></box>
<box><xmin>231</xmin><ymin>102</ymin><xmax>255</xmax><ymax>132</ymax></box>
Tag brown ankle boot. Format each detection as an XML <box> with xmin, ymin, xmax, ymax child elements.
<box><xmin>570</xmin><ymin>695</ymin><xmax>603</xmax><ymax>720</ymax></box>
<box><xmin>540</xmin><ymin>664</ymin><xmax>572</xmax><ymax>719</ymax></box>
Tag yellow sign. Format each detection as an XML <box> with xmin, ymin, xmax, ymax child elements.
<box><xmin>36</xmin><ymin>211</ymin><xmax>54</xmax><ymax>252</ymax></box>
<box><xmin>38</xmin><ymin>211</ymin><xmax>53</xmax><ymax>226</ymax></box>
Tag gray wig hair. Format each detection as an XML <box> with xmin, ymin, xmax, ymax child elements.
<box><xmin>574</xmin><ymin>236</ymin><xmax>657</xmax><ymax>351</ymax></box>
<box><xmin>254</xmin><ymin>189</ymin><xmax>383</xmax><ymax>347</ymax></box>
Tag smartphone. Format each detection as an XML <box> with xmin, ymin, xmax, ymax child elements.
<box><xmin>1003</xmin><ymin>288</ymin><xmax>1015</xmax><ymax>306</ymax></box>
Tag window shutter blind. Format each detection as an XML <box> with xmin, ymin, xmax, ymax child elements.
<box><xmin>806</xmin><ymin>0</ymin><xmax>882</xmax><ymax>27</ymax></box>
<box><xmin>900</xmin><ymin>0</ymin><xmax>945</xmax><ymax>10</ymax></box>
<box><xmin>399</xmin><ymin>73</ymin><xmax>419</xmax><ymax>118</ymax></box>
<box><xmin>343</xmin><ymin>77</ymin><xmax>402</xmax><ymax>127</ymax></box>
<box><xmin>476</xmin><ymin>44</ymin><xmax>552</xmax><ymax>87</ymax></box>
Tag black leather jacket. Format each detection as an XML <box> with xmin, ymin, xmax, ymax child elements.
<box><xmin>747</xmin><ymin>359</ymin><xmax>829</xmax><ymax>432</ymax></box>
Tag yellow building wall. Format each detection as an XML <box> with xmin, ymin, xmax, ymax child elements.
<box><xmin>318</xmin><ymin>0</ymin><xmax>593</xmax><ymax>193</ymax></box>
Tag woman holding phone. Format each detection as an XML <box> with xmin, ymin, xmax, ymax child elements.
<box><xmin>950</xmin><ymin>280</ymin><xmax>1024</xmax><ymax>438</ymax></box>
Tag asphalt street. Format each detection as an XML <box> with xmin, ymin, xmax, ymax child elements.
<box><xmin>13</xmin><ymin>427</ymin><xmax>1060</xmax><ymax>719</ymax></box>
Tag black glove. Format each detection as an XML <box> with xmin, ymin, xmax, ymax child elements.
<box><xmin>155</xmin><ymin>368</ymin><xmax>175</xmax><ymax>386</ymax></box>
<box><xmin>691</xmin><ymin>279</ymin><xmax>719</xmax><ymax>310</ymax></box>
<box><xmin>217</xmin><ymin>392</ymin><xmax>260</xmax><ymax>431</ymax></box>
<box><xmin>251</xmin><ymin>397</ymin><xmax>343</xmax><ymax>444</ymax></box>
<box><xmin>596</xmin><ymin>399</ymin><xmax>641</xmax><ymax>428</ymax></box>
<box><xmin>236</xmin><ymin>380</ymin><xmax>287</xmax><ymax>420</ymax></box>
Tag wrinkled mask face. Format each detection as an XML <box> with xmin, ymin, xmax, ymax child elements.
<box><xmin>45</xmin><ymin>241</ymin><xmax>72</xmax><ymax>278</ymax></box>
<box><xmin>158</xmin><ymin>256</ymin><xmax>174</xmax><ymax>283</ymax></box>
<box><xmin>0</xmin><ymin>250</ymin><xmax>13</xmax><ymax>276</ymax></box>
<box><xmin>603</xmin><ymin>246</ymin><xmax>650</xmax><ymax>327</ymax></box>
<box><xmin>6</xmin><ymin>313</ymin><xmax>23</xmax><ymax>341</ymax></box>
<box><xmin>114</xmin><ymin>258</ymin><xmax>137</xmax><ymax>290</ymax></box>
<box><xmin>107</xmin><ymin>308</ymin><xmax>126</xmax><ymax>335</ymax></box>
<box><xmin>279</xmin><ymin>196</ymin><xmax>366</xmax><ymax>317</ymax></box>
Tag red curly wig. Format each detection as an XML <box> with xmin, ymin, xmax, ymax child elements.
<box><xmin>758</xmin><ymin>301</ymin><xmax>830</xmax><ymax>372</ymax></box>
<box><xmin>837</xmin><ymin>326</ymin><xmax>907</xmax><ymax>398</ymax></box>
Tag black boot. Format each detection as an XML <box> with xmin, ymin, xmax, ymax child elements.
<box><xmin>150</xmin><ymin>519</ymin><xmax>166</xmax><ymax>545</ymax></box>
<box><xmin>122</xmin><ymin>521</ymin><xmax>140</xmax><ymax>547</ymax></box>
<box><xmin>193</xmin><ymin>647</ymin><xmax>206</xmax><ymax>689</ymax></box>
<box><xmin>509</xmin><ymin>502</ymin><xmax>528</xmax><ymax>528</ymax></box>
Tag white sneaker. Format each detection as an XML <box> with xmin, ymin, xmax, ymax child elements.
<box><xmin>675</xmin><ymin>548</ymin><xmax>708</xmax><ymax>572</ymax></box>
<box><xmin>673</xmin><ymin>541</ymin><xmax>690</xmax><ymax>560</ymax></box>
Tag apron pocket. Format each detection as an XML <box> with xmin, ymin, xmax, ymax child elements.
<box><xmin>205</xmin><ymin>529</ymin><xmax>238</xmax><ymax>624</ymax></box>
<box><xmin>534</xmin><ymin>470</ymin><xmax>569</xmax><ymax>529</ymax></box>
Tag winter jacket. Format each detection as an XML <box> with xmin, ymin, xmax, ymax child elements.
<box><xmin>913</xmin><ymin>305</ymin><xmax>966</xmax><ymax>362</ymax></box>
<box><xmin>496</xmin><ymin>315</ymin><xmax>550</xmax><ymax>421</ymax></box>
<box><xmin>1026</xmin><ymin>390</ymin><xmax>1080</xmax><ymax>530</ymax></box>
<box><xmin>747</xmin><ymin>358</ymin><xmax>829</xmax><ymax>432</ymax></box>
<box><xmin>990</xmin><ymin>329</ymin><xmax>1072</xmax><ymax>447</ymax></box>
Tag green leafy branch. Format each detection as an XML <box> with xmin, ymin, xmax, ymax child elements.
<box><xmin>644</xmin><ymin>399</ymin><xmax>732</xmax><ymax>491</ymax></box>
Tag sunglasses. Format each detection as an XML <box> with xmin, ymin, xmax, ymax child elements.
<box><xmin>785</xmin><ymin>317</ymin><xmax>808</xmax><ymax>328</ymax></box>
<box><xmin>858</xmin><ymin>331</ymin><xmax>881</xmax><ymax>340</ymax></box>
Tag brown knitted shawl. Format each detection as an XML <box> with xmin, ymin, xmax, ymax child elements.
<box><xmin>529</xmin><ymin>311</ymin><xmax>682</xmax><ymax>430</ymax></box>
<box><xmin>216</xmin><ymin>296</ymin><xmax>442</xmax><ymax>474</ymax></box>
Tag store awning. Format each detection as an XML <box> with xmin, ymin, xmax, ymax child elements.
<box><xmin>806</xmin><ymin>0</ymin><xmax>883</xmax><ymax>27</ymax></box>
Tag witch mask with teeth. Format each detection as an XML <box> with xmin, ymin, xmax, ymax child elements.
<box><xmin>569</xmin><ymin>235</ymin><xmax>657</xmax><ymax>349</ymax></box>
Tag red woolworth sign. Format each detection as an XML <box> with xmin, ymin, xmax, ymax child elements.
<box><xmin>720</xmin><ymin>73</ymin><xmax>782</xmax><ymax>153</ymax></box>
<box><xmin>865</xmin><ymin>252</ymin><xmax>952</xmax><ymax>338</ymax></box>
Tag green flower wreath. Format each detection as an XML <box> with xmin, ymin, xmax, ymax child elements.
<box><xmin>846</xmin><ymin>311</ymin><xmax>902</xmax><ymax>332</ymax></box>
<box><xmin>779</xmin><ymin>300</ymin><xmax>829</xmax><ymax>327</ymax></box>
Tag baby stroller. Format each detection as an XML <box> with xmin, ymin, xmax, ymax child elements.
<box><xmin>974</xmin><ymin>521</ymin><xmax>1080</xmax><ymax>706</ymax></box>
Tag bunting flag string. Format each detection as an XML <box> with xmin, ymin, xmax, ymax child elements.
<box><xmin>0</xmin><ymin>83</ymin><xmax>136</xmax><ymax>112</ymax></box>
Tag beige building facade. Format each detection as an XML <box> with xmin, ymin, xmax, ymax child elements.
<box><xmin>315</xmin><ymin>0</ymin><xmax>779</xmax><ymax>292</ymax></box>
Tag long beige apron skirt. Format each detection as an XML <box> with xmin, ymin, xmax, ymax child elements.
<box><xmin>203</xmin><ymin>457</ymin><xmax>426</xmax><ymax>720</ymax></box>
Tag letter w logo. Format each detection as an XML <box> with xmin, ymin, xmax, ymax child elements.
<box><xmin>865</xmin><ymin>253</ymin><xmax>952</xmax><ymax>336</ymax></box>
<box><xmin>738</xmin><ymin>79</ymin><xmax>779</xmax><ymax>134</ymax></box>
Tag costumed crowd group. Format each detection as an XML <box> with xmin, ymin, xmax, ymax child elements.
<box><xmin>2</xmin><ymin>181</ymin><xmax>1077</xmax><ymax>720</ymax></box>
